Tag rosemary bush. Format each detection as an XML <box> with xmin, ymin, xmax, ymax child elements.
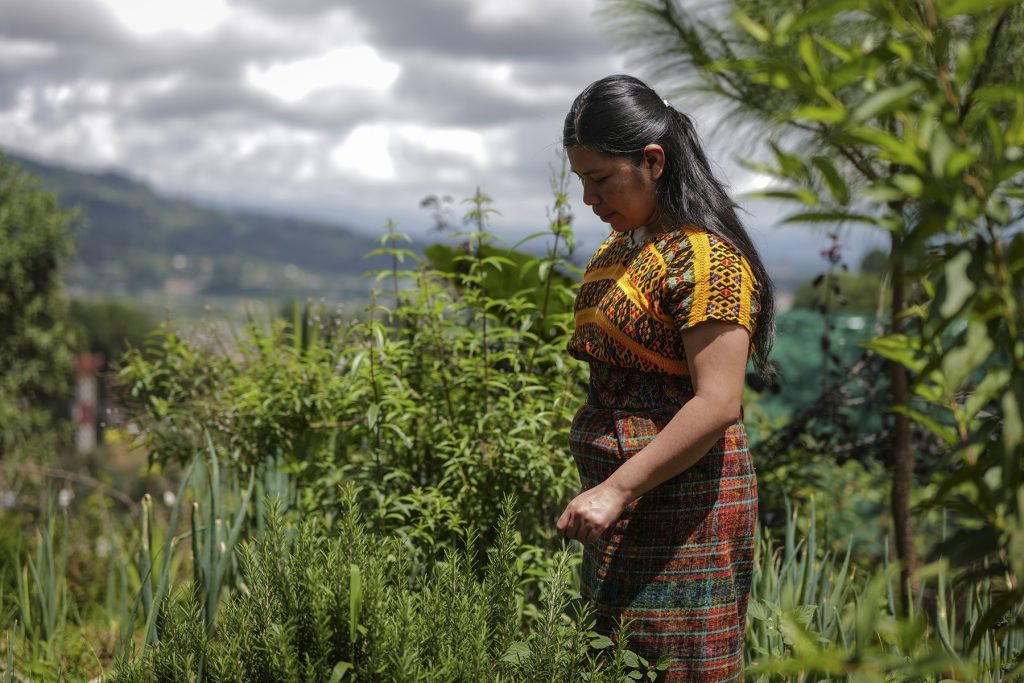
<box><xmin>109</xmin><ymin>489</ymin><xmax>660</xmax><ymax>682</ymax></box>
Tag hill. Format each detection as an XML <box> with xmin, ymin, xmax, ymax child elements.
<box><xmin>3</xmin><ymin>151</ymin><xmax>393</xmax><ymax>303</ymax></box>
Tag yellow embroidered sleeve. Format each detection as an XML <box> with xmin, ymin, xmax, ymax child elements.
<box><xmin>665</xmin><ymin>229</ymin><xmax>759</xmax><ymax>335</ymax></box>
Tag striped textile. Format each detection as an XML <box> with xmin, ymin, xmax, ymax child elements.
<box><xmin>569</xmin><ymin>403</ymin><xmax>758</xmax><ymax>682</ymax></box>
<box><xmin>565</xmin><ymin>226</ymin><xmax>760</xmax><ymax>378</ymax></box>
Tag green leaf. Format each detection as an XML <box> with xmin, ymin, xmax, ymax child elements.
<box><xmin>793</xmin><ymin>604</ymin><xmax>817</xmax><ymax>627</ymax></box>
<box><xmin>844</xmin><ymin>127</ymin><xmax>925</xmax><ymax>172</ymax></box>
<box><xmin>790</xmin><ymin>0</ymin><xmax>866</xmax><ymax>31</ymax></box>
<box><xmin>861</xmin><ymin>334</ymin><xmax>925</xmax><ymax>372</ymax></box>
<box><xmin>930</xmin><ymin>128</ymin><xmax>956</xmax><ymax>178</ymax></box>
<box><xmin>1002</xmin><ymin>377</ymin><xmax>1024</xmax><ymax>453</ymax></box>
<box><xmin>851</xmin><ymin>81</ymin><xmax>922</xmax><ymax>124</ymax></box>
<box><xmin>328</xmin><ymin>662</ymin><xmax>353</xmax><ymax>683</ymax></box>
<box><xmin>963</xmin><ymin>368</ymin><xmax>1010</xmax><ymax>423</ymax></box>
<box><xmin>621</xmin><ymin>649</ymin><xmax>641</xmax><ymax>668</ymax></box>
<box><xmin>749</xmin><ymin>189</ymin><xmax>820</xmax><ymax>205</ymax></box>
<box><xmin>945</xmin><ymin>149</ymin><xmax>977</xmax><ymax>178</ymax></box>
<box><xmin>589</xmin><ymin>634</ymin><xmax>613</xmax><ymax>649</ymax></box>
<box><xmin>769</xmin><ymin>141</ymin><xmax>812</xmax><ymax>183</ymax></box>
<box><xmin>781</xmin><ymin>211</ymin><xmax>878</xmax><ymax>225</ymax></box>
<box><xmin>501</xmin><ymin>640</ymin><xmax>532</xmax><ymax>665</ymax></box>
<box><xmin>733</xmin><ymin>10</ymin><xmax>770</xmax><ymax>42</ymax></box>
<box><xmin>939</xmin><ymin>250</ymin><xmax>974</xmax><ymax>318</ymax></box>
<box><xmin>891</xmin><ymin>173</ymin><xmax>924</xmax><ymax>197</ymax></box>
<box><xmin>968</xmin><ymin>589</ymin><xmax>1023</xmax><ymax>649</ymax></box>
<box><xmin>812</xmin><ymin>156</ymin><xmax>849</xmax><ymax>204</ymax></box>
<box><xmin>747</xmin><ymin>599</ymin><xmax>769</xmax><ymax>621</ymax></box>
<box><xmin>798</xmin><ymin>35</ymin><xmax>824</xmax><ymax>83</ymax></box>
<box><xmin>885</xmin><ymin>38</ymin><xmax>914</xmax><ymax>62</ymax></box>
<box><xmin>941</xmin><ymin>0</ymin><xmax>1023</xmax><ymax>17</ymax></box>
<box><xmin>814</xmin><ymin>35</ymin><xmax>852</xmax><ymax>62</ymax></box>
<box><xmin>891</xmin><ymin>405</ymin><xmax>959</xmax><ymax>445</ymax></box>
<box><xmin>973</xmin><ymin>84</ymin><xmax>1024</xmax><ymax>104</ymax></box>
<box><xmin>349</xmin><ymin>563</ymin><xmax>363</xmax><ymax>647</ymax></box>
<box><xmin>791</xmin><ymin>105</ymin><xmax>846</xmax><ymax>123</ymax></box>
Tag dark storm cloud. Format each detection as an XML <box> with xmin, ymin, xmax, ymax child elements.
<box><xmin>346</xmin><ymin>0</ymin><xmax>607</xmax><ymax>62</ymax></box>
<box><xmin>244</xmin><ymin>0</ymin><xmax>610</xmax><ymax>62</ymax></box>
<box><xmin>386</xmin><ymin>52</ymin><xmax>561</xmax><ymax>127</ymax></box>
<box><xmin>0</xmin><ymin>0</ymin><xmax>127</xmax><ymax>47</ymax></box>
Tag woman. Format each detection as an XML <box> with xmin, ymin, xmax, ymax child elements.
<box><xmin>556</xmin><ymin>74</ymin><xmax>775</xmax><ymax>682</ymax></box>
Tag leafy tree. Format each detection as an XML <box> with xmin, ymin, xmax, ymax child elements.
<box><xmin>0</xmin><ymin>154</ymin><xmax>79</xmax><ymax>456</ymax></box>
<box><xmin>599</xmin><ymin>0</ymin><xmax>1024</xmax><ymax>615</ymax></box>
<box><xmin>859</xmin><ymin>247</ymin><xmax>888</xmax><ymax>275</ymax></box>
<box><xmin>68</xmin><ymin>298</ymin><xmax>157</xmax><ymax>368</ymax></box>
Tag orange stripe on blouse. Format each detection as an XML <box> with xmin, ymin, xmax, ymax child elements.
<box><xmin>583</xmin><ymin>263</ymin><xmax>674</xmax><ymax>325</ymax></box>
<box><xmin>574</xmin><ymin>307</ymin><xmax>688</xmax><ymax>375</ymax></box>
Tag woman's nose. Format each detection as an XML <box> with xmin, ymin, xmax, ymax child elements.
<box><xmin>582</xmin><ymin>184</ymin><xmax>599</xmax><ymax>206</ymax></box>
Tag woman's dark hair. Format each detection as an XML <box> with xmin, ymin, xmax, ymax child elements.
<box><xmin>563</xmin><ymin>74</ymin><xmax>776</xmax><ymax>380</ymax></box>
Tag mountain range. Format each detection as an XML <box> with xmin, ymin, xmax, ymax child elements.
<box><xmin>5</xmin><ymin>150</ymin><xmax>393</xmax><ymax>306</ymax></box>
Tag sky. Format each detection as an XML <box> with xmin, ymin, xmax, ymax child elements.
<box><xmin>0</xmin><ymin>0</ymin><xmax>882</xmax><ymax>288</ymax></box>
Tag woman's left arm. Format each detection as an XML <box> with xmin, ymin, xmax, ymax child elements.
<box><xmin>556</xmin><ymin>320</ymin><xmax>750</xmax><ymax>545</ymax></box>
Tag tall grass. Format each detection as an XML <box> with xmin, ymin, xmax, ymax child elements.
<box><xmin>747</xmin><ymin>498</ymin><xmax>1023</xmax><ymax>681</ymax></box>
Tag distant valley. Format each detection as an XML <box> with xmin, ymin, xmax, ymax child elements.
<box><xmin>5</xmin><ymin>151</ymin><xmax>398</xmax><ymax>314</ymax></box>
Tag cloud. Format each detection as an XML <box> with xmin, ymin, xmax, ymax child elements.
<box><xmin>0</xmin><ymin>0</ymin><xmax>627</xmax><ymax>238</ymax></box>
<box><xmin>0</xmin><ymin>0</ymin><xmax>882</xmax><ymax>283</ymax></box>
<box><xmin>246</xmin><ymin>45</ymin><xmax>401</xmax><ymax>103</ymax></box>
<box><xmin>95</xmin><ymin>0</ymin><xmax>230</xmax><ymax>36</ymax></box>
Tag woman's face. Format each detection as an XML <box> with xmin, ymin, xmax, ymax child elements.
<box><xmin>566</xmin><ymin>144</ymin><xmax>665</xmax><ymax>233</ymax></box>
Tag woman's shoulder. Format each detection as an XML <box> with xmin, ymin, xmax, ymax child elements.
<box><xmin>655</xmin><ymin>225</ymin><xmax>746</xmax><ymax>271</ymax></box>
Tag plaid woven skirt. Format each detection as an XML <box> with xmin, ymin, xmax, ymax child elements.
<box><xmin>569</xmin><ymin>403</ymin><xmax>757</xmax><ymax>682</ymax></box>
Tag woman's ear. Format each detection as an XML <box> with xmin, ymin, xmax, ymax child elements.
<box><xmin>642</xmin><ymin>143</ymin><xmax>666</xmax><ymax>181</ymax></box>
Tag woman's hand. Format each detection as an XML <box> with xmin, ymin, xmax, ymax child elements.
<box><xmin>556</xmin><ymin>483</ymin><xmax>630</xmax><ymax>546</ymax></box>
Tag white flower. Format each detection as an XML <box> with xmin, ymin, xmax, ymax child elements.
<box><xmin>58</xmin><ymin>488</ymin><xmax>74</xmax><ymax>508</ymax></box>
<box><xmin>163</xmin><ymin>490</ymin><xmax>177</xmax><ymax>507</ymax></box>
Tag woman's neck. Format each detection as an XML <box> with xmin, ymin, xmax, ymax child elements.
<box><xmin>628</xmin><ymin>218</ymin><xmax>673</xmax><ymax>246</ymax></box>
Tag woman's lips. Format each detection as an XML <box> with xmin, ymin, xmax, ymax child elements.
<box><xmin>599</xmin><ymin>212</ymin><xmax>617</xmax><ymax>222</ymax></box>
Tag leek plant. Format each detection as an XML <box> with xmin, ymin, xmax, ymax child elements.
<box><xmin>14</xmin><ymin>492</ymin><xmax>68</xmax><ymax>645</ymax></box>
<box><xmin>746</xmin><ymin>499</ymin><xmax>1023</xmax><ymax>681</ymax></box>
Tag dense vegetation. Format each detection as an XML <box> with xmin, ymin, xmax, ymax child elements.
<box><xmin>2</xmin><ymin>0</ymin><xmax>1023</xmax><ymax>680</ymax></box>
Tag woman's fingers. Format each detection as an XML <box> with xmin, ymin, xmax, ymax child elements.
<box><xmin>558</xmin><ymin>489</ymin><xmax>619</xmax><ymax>544</ymax></box>
<box><xmin>568</xmin><ymin>514</ymin><xmax>604</xmax><ymax>545</ymax></box>
<box><xmin>558</xmin><ymin>508</ymin><xmax>587</xmax><ymax>543</ymax></box>
<box><xmin>556</xmin><ymin>507</ymin><xmax>575</xmax><ymax>539</ymax></box>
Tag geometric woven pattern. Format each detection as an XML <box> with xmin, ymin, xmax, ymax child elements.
<box><xmin>566</xmin><ymin>226</ymin><xmax>761</xmax><ymax>377</ymax></box>
<box><xmin>570</xmin><ymin>405</ymin><xmax>757</xmax><ymax>682</ymax></box>
<box><xmin>566</xmin><ymin>225</ymin><xmax>761</xmax><ymax>681</ymax></box>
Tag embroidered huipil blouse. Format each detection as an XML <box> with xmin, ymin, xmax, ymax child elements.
<box><xmin>566</xmin><ymin>226</ymin><xmax>761</xmax><ymax>413</ymax></box>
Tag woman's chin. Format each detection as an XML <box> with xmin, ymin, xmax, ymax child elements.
<box><xmin>605</xmin><ymin>216</ymin><xmax>631</xmax><ymax>232</ymax></box>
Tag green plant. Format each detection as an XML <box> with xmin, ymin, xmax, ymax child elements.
<box><xmin>116</xmin><ymin>184</ymin><xmax>587</xmax><ymax>556</ymax></box>
<box><xmin>0</xmin><ymin>154</ymin><xmax>80</xmax><ymax>456</ymax></box>
<box><xmin>599</xmin><ymin>0</ymin><xmax>1024</xmax><ymax>606</ymax></box>
<box><xmin>14</xmin><ymin>493</ymin><xmax>69</xmax><ymax>645</ymax></box>
<box><xmin>747</xmin><ymin>497</ymin><xmax>1024</xmax><ymax>681</ymax></box>
<box><xmin>109</xmin><ymin>487</ymin><xmax>659</xmax><ymax>682</ymax></box>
